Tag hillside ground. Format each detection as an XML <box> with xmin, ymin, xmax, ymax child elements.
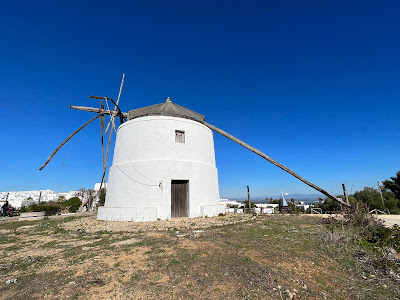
<box><xmin>0</xmin><ymin>213</ymin><xmax>399</xmax><ymax>299</ymax></box>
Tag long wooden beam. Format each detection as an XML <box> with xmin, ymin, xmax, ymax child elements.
<box><xmin>204</xmin><ymin>121</ymin><xmax>350</xmax><ymax>207</ymax></box>
<box><xmin>69</xmin><ymin>105</ymin><xmax>128</xmax><ymax>118</ymax></box>
<box><xmin>39</xmin><ymin>114</ymin><xmax>101</xmax><ymax>170</ymax></box>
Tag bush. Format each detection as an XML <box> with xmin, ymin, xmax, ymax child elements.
<box><xmin>20</xmin><ymin>202</ymin><xmax>64</xmax><ymax>215</ymax></box>
<box><xmin>314</xmin><ymin>197</ymin><xmax>341</xmax><ymax>213</ymax></box>
<box><xmin>364</xmin><ymin>226</ymin><xmax>398</xmax><ymax>250</ymax></box>
<box><xmin>342</xmin><ymin>202</ymin><xmax>383</xmax><ymax>228</ymax></box>
<box><xmin>323</xmin><ymin>203</ymin><xmax>400</xmax><ymax>253</ymax></box>
<box><xmin>65</xmin><ymin>197</ymin><xmax>82</xmax><ymax>213</ymax></box>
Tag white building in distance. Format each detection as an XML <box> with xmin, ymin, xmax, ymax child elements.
<box><xmin>0</xmin><ymin>189</ymin><xmax>79</xmax><ymax>209</ymax></box>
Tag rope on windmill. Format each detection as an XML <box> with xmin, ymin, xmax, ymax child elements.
<box><xmin>115</xmin><ymin>165</ymin><xmax>160</xmax><ymax>187</ymax></box>
<box><xmin>104</xmin><ymin>98</ymin><xmax>160</xmax><ymax>188</ymax></box>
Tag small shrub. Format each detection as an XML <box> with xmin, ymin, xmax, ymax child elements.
<box><xmin>323</xmin><ymin>203</ymin><xmax>400</xmax><ymax>253</ymax></box>
<box><xmin>20</xmin><ymin>202</ymin><xmax>64</xmax><ymax>216</ymax></box>
<box><xmin>342</xmin><ymin>202</ymin><xmax>383</xmax><ymax>228</ymax></box>
<box><xmin>365</xmin><ymin>225</ymin><xmax>400</xmax><ymax>252</ymax></box>
<box><xmin>130</xmin><ymin>274</ymin><xmax>140</xmax><ymax>281</ymax></box>
<box><xmin>65</xmin><ymin>197</ymin><xmax>82</xmax><ymax>213</ymax></box>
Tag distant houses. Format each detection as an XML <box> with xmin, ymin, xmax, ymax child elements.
<box><xmin>0</xmin><ymin>190</ymin><xmax>78</xmax><ymax>209</ymax></box>
<box><xmin>220</xmin><ymin>199</ymin><xmax>279</xmax><ymax>214</ymax></box>
<box><xmin>219</xmin><ymin>198</ymin><xmax>314</xmax><ymax>214</ymax></box>
<box><xmin>0</xmin><ymin>183</ymin><xmax>107</xmax><ymax>210</ymax></box>
<box><xmin>1</xmin><ymin>188</ymin><xmax>314</xmax><ymax>215</ymax></box>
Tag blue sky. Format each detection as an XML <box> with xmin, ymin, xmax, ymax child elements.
<box><xmin>0</xmin><ymin>0</ymin><xmax>399</xmax><ymax>198</ymax></box>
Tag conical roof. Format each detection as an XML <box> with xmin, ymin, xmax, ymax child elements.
<box><xmin>127</xmin><ymin>97</ymin><xmax>205</xmax><ymax>123</ymax></box>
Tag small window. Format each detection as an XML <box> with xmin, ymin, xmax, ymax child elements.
<box><xmin>175</xmin><ymin>130</ymin><xmax>185</xmax><ymax>143</ymax></box>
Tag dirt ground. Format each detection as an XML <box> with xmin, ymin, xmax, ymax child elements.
<box><xmin>0</xmin><ymin>213</ymin><xmax>399</xmax><ymax>299</ymax></box>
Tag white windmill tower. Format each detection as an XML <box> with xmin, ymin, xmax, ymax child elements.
<box><xmin>39</xmin><ymin>75</ymin><xmax>350</xmax><ymax>221</ymax></box>
<box><xmin>98</xmin><ymin>97</ymin><xmax>224</xmax><ymax>221</ymax></box>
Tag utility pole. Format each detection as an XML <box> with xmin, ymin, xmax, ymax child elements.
<box><xmin>247</xmin><ymin>186</ymin><xmax>251</xmax><ymax>214</ymax></box>
<box><xmin>342</xmin><ymin>184</ymin><xmax>349</xmax><ymax>205</ymax></box>
<box><xmin>38</xmin><ymin>191</ymin><xmax>42</xmax><ymax>204</ymax></box>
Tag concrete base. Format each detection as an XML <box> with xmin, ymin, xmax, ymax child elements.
<box><xmin>98</xmin><ymin>207</ymin><xmax>158</xmax><ymax>222</ymax></box>
<box><xmin>98</xmin><ymin>204</ymin><xmax>226</xmax><ymax>222</ymax></box>
<box><xmin>200</xmin><ymin>204</ymin><xmax>226</xmax><ymax>217</ymax></box>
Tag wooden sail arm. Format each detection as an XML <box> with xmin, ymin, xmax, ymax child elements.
<box><xmin>204</xmin><ymin>121</ymin><xmax>350</xmax><ymax>207</ymax></box>
<box><xmin>69</xmin><ymin>105</ymin><xmax>128</xmax><ymax>118</ymax></box>
<box><xmin>88</xmin><ymin>96</ymin><xmax>125</xmax><ymax>122</ymax></box>
<box><xmin>39</xmin><ymin>114</ymin><xmax>101</xmax><ymax>170</ymax></box>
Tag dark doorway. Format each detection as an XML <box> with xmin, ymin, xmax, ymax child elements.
<box><xmin>171</xmin><ymin>180</ymin><xmax>189</xmax><ymax>218</ymax></box>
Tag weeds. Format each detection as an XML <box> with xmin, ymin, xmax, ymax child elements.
<box><xmin>130</xmin><ymin>274</ymin><xmax>140</xmax><ymax>281</ymax></box>
<box><xmin>323</xmin><ymin>203</ymin><xmax>400</xmax><ymax>253</ymax></box>
<box><xmin>1</xmin><ymin>213</ymin><xmax>399</xmax><ymax>299</ymax></box>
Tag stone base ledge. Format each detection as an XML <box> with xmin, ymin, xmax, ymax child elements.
<box><xmin>200</xmin><ymin>204</ymin><xmax>226</xmax><ymax>217</ymax></box>
<box><xmin>97</xmin><ymin>207</ymin><xmax>157</xmax><ymax>222</ymax></box>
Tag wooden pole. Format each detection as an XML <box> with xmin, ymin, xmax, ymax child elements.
<box><xmin>247</xmin><ymin>185</ymin><xmax>251</xmax><ymax>214</ymax></box>
<box><xmin>69</xmin><ymin>105</ymin><xmax>127</xmax><ymax>118</ymax></box>
<box><xmin>98</xmin><ymin>121</ymin><xmax>114</xmax><ymax>194</ymax></box>
<box><xmin>342</xmin><ymin>184</ymin><xmax>349</xmax><ymax>205</ymax></box>
<box><xmin>100</xmin><ymin>100</ymin><xmax>105</xmax><ymax>177</ymax></box>
<box><xmin>39</xmin><ymin>114</ymin><xmax>101</xmax><ymax>170</ymax></box>
<box><xmin>204</xmin><ymin>122</ymin><xmax>350</xmax><ymax>207</ymax></box>
<box><xmin>105</xmin><ymin>73</ymin><xmax>125</xmax><ymax>134</ymax></box>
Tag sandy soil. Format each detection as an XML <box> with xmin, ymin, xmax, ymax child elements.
<box><xmin>1</xmin><ymin>213</ymin><xmax>399</xmax><ymax>299</ymax></box>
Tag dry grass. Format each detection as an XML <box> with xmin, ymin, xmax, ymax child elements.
<box><xmin>0</xmin><ymin>213</ymin><xmax>399</xmax><ymax>299</ymax></box>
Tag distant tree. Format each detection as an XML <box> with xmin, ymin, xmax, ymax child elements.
<box><xmin>227</xmin><ymin>204</ymin><xmax>239</xmax><ymax>209</ymax></box>
<box><xmin>243</xmin><ymin>200</ymin><xmax>256</xmax><ymax>208</ymax></box>
<box><xmin>85</xmin><ymin>189</ymin><xmax>95</xmax><ymax>211</ymax></box>
<box><xmin>347</xmin><ymin>195</ymin><xmax>358</xmax><ymax>206</ymax></box>
<box><xmin>75</xmin><ymin>188</ymin><xmax>86</xmax><ymax>198</ymax></box>
<box><xmin>75</xmin><ymin>188</ymin><xmax>96</xmax><ymax>211</ymax></box>
<box><xmin>268</xmin><ymin>199</ymin><xmax>281</xmax><ymax>211</ymax></box>
<box><xmin>57</xmin><ymin>195</ymin><xmax>66</xmax><ymax>202</ymax></box>
<box><xmin>65</xmin><ymin>197</ymin><xmax>82</xmax><ymax>213</ymax></box>
<box><xmin>287</xmin><ymin>201</ymin><xmax>302</xmax><ymax>214</ymax></box>
<box><xmin>353</xmin><ymin>187</ymin><xmax>399</xmax><ymax>214</ymax></box>
<box><xmin>314</xmin><ymin>197</ymin><xmax>341</xmax><ymax>213</ymax></box>
<box><xmin>383</xmin><ymin>171</ymin><xmax>400</xmax><ymax>201</ymax></box>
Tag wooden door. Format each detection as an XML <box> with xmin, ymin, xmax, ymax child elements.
<box><xmin>171</xmin><ymin>180</ymin><xmax>189</xmax><ymax>218</ymax></box>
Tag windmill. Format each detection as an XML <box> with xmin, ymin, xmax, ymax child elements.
<box><xmin>39</xmin><ymin>76</ymin><xmax>350</xmax><ymax>220</ymax></box>
<box><xmin>280</xmin><ymin>192</ymin><xmax>288</xmax><ymax>207</ymax></box>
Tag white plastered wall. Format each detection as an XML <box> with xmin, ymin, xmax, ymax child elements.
<box><xmin>98</xmin><ymin>116</ymin><xmax>224</xmax><ymax>221</ymax></box>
